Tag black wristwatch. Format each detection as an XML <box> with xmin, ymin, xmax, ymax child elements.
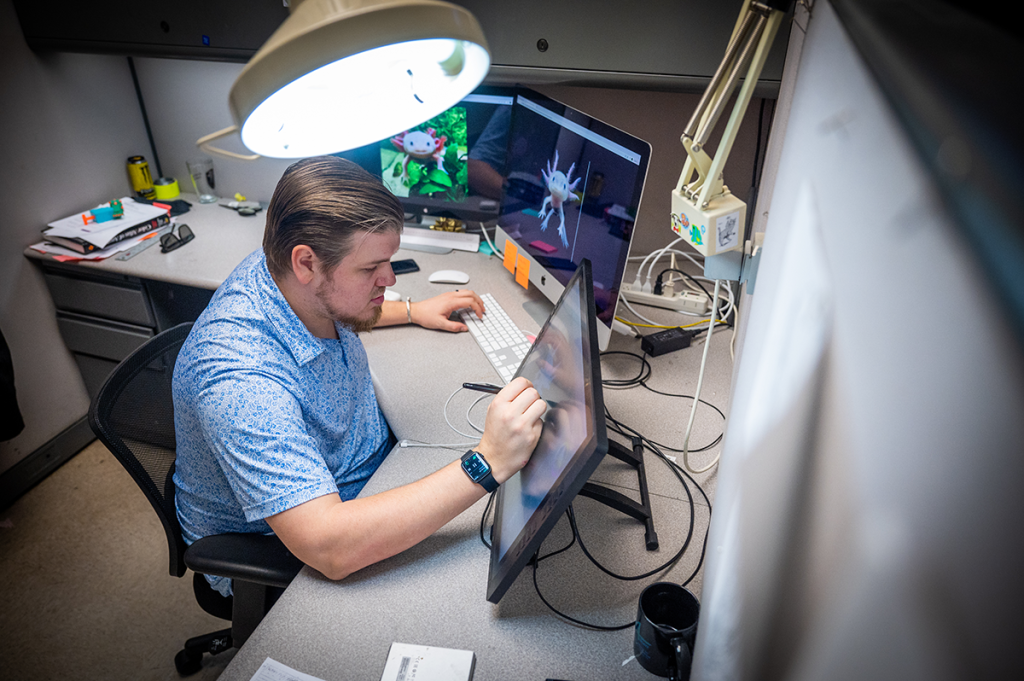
<box><xmin>461</xmin><ymin>450</ymin><xmax>498</xmax><ymax>493</ymax></box>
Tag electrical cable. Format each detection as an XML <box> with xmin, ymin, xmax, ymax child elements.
<box><xmin>656</xmin><ymin>268</ymin><xmax>713</xmax><ymax>301</ymax></box>
<box><xmin>681</xmin><ymin>280</ymin><xmax>723</xmax><ymax>474</ymax></box>
<box><xmin>477</xmin><ymin>221</ymin><xmax>502</xmax><ymax>258</ymax></box>
<box><xmin>614</xmin><ymin>317</ymin><xmax>729</xmax><ymax>332</ymax></box>
<box><xmin>443</xmin><ymin>385</ymin><xmax>481</xmax><ymax>439</ymax></box>
<box><xmin>479</xmin><ymin>490</ymin><xmax>497</xmax><ymax>550</ymax></box>
<box><xmin>602</xmin><ymin>406</ymin><xmax>713</xmax><ymax>588</ymax></box>
<box><xmin>600</xmin><ymin>350</ymin><xmax>652</xmax><ymax>387</ymax></box>
<box><xmin>399</xmin><ymin>438</ymin><xmax>479</xmax><ymax>448</ymax></box>
<box><xmin>465</xmin><ymin>393</ymin><xmax>490</xmax><ymax>433</ymax></box>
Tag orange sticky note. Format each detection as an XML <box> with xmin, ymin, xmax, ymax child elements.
<box><xmin>515</xmin><ymin>254</ymin><xmax>531</xmax><ymax>289</ymax></box>
<box><xmin>503</xmin><ymin>239</ymin><xmax>518</xmax><ymax>273</ymax></box>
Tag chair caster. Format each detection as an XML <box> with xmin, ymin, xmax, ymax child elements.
<box><xmin>174</xmin><ymin>648</ymin><xmax>203</xmax><ymax>676</ymax></box>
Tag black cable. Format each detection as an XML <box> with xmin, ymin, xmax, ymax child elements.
<box><xmin>531</xmin><ymin>562</ymin><xmax>633</xmax><ymax>631</ymax></box>
<box><xmin>127</xmin><ymin>57</ymin><xmax>162</xmax><ymax>178</ymax></box>
<box><xmin>479</xmin><ymin>489</ymin><xmax>497</xmax><ymax>550</ymax></box>
<box><xmin>602</xmin><ymin>407</ymin><xmax>713</xmax><ymax>588</ymax></box>
<box><xmin>611</xmin><ymin>386</ymin><xmax>726</xmax><ymax>454</ymax></box>
<box><xmin>599</xmin><ymin>350</ymin><xmax>651</xmax><ymax>387</ymax></box>
<box><xmin>654</xmin><ymin>267</ymin><xmax>712</xmax><ymax>301</ymax></box>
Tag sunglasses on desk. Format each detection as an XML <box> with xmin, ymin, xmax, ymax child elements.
<box><xmin>160</xmin><ymin>224</ymin><xmax>194</xmax><ymax>253</ymax></box>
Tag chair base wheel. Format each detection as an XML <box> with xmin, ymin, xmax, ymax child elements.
<box><xmin>174</xmin><ymin>649</ymin><xmax>203</xmax><ymax>676</ymax></box>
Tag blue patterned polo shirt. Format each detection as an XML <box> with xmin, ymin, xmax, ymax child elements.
<box><xmin>172</xmin><ymin>250</ymin><xmax>391</xmax><ymax>595</ymax></box>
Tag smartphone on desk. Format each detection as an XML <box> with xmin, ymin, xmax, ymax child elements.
<box><xmin>391</xmin><ymin>258</ymin><xmax>419</xmax><ymax>275</ymax></box>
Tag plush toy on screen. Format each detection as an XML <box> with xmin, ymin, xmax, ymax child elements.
<box><xmin>381</xmin><ymin>108</ymin><xmax>469</xmax><ymax>201</ymax></box>
<box><xmin>537</xmin><ymin>151</ymin><xmax>582</xmax><ymax>248</ymax></box>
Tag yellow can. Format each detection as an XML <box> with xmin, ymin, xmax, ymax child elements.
<box><xmin>127</xmin><ymin>155</ymin><xmax>156</xmax><ymax>199</ymax></box>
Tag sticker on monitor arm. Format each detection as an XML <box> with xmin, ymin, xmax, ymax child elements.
<box><xmin>717</xmin><ymin>211</ymin><xmax>740</xmax><ymax>251</ymax></box>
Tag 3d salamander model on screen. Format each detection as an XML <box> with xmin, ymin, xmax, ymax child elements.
<box><xmin>390</xmin><ymin>128</ymin><xmax>448</xmax><ymax>183</ymax></box>
<box><xmin>537</xmin><ymin>151</ymin><xmax>581</xmax><ymax>248</ymax></box>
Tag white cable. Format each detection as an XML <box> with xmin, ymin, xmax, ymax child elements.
<box><xmin>478</xmin><ymin>221</ymin><xmax>502</xmax><ymax>258</ymax></box>
<box><xmin>444</xmin><ymin>386</ymin><xmax>482</xmax><ymax>439</ymax></box>
<box><xmin>682</xmin><ymin>279</ymin><xmax>723</xmax><ymax>475</ymax></box>
<box><xmin>644</xmin><ymin>238</ymin><xmax>686</xmax><ymax>284</ymax></box>
<box><xmin>466</xmin><ymin>393</ymin><xmax>490</xmax><ymax>433</ymax></box>
<box><xmin>399</xmin><ymin>438</ymin><xmax>479</xmax><ymax>448</ymax></box>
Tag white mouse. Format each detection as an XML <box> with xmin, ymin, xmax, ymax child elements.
<box><xmin>428</xmin><ymin>269</ymin><xmax>470</xmax><ymax>285</ymax></box>
<box><xmin>383</xmin><ymin>290</ymin><xmax>402</xmax><ymax>301</ymax></box>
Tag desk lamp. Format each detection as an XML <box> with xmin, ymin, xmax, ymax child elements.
<box><xmin>198</xmin><ymin>0</ymin><xmax>490</xmax><ymax>159</ymax></box>
<box><xmin>672</xmin><ymin>0</ymin><xmax>789</xmax><ymax>261</ymax></box>
<box><xmin>670</xmin><ymin>0</ymin><xmax>791</xmax><ymax>476</ymax></box>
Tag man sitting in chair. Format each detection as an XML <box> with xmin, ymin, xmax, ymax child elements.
<box><xmin>173</xmin><ymin>156</ymin><xmax>546</xmax><ymax>597</ymax></box>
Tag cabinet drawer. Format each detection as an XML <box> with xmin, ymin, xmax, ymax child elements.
<box><xmin>72</xmin><ymin>353</ymin><xmax>119</xmax><ymax>402</ymax></box>
<box><xmin>56</xmin><ymin>312</ymin><xmax>153</xmax><ymax>362</ymax></box>
<box><xmin>44</xmin><ymin>272</ymin><xmax>155</xmax><ymax>327</ymax></box>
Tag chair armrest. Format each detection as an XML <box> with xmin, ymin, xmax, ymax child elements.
<box><xmin>184</xmin><ymin>533</ymin><xmax>303</xmax><ymax>589</ymax></box>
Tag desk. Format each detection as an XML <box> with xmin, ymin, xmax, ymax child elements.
<box><xmin>29</xmin><ymin>197</ymin><xmax>732</xmax><ymax>680</ymax></box>
<box><xmin>214</xmin><ymin>249</ymin><xmax>732</xmax><ymax>679</ymax></box>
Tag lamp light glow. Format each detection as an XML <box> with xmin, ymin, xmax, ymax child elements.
<box><xmin>212</xmin><ymin>0</ymin><xmax>490</xmax><ymax>159</ymax></box>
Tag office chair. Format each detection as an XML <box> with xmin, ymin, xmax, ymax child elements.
<box><xmin>88</xmin><ymin>322</ymin><xmax>303</xmax><ymax>676</ymax></box>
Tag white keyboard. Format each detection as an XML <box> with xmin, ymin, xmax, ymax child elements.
<box><xmin>460</xmin><ymin>293</ymin><xmax>532</xmax><ymax>384</ymax></box>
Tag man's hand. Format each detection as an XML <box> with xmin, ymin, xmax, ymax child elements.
<box><xmin>410</xmin><ymin>290</ymin><xmax>486</xmax><ymax>332</ymax></box>
<box><xmin>476</xmin><ymin>377</ymin><xmax>547</xmax><ymax>483</ymax></box>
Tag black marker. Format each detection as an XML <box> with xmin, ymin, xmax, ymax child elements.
<box><xmin>462</xmin><ymin>382</ymin><xmax>502</xmax><ymax>394</ymax></box>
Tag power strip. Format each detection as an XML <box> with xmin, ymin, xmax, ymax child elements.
<box><xmin>620</xmin><ymin>282</ymin><xmax>709</xmax><ymax>314</ymax></box>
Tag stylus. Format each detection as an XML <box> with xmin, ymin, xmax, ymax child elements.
<box><xmin>462</xmin><ymin>382</ymin><xmax>502</xmax><ymax>394</ymax></box>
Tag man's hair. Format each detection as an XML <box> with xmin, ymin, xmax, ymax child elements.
<box><xmin>263</xmin><ymin>156</ymin><xmax>404</xmax><ymax>279</ymax></box>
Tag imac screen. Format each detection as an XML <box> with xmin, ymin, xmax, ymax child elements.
<box><xmin>486</xmin><ymin>259</ymin><xmax>608</xmax><ymax>603</ymax></box>
<box><xmin>497</xmin><ymin>88</ymin><xmax>651</xmax><ymax>336</ymax></box>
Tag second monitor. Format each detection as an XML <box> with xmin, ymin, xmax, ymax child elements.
<box><xmin>496</xmin><ymin>88</ymin><xmax>652</xmax><ymax>350</ymax></box>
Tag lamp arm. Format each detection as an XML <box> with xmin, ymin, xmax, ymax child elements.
<box><xmin>697</xmin><ymin>9</ymin><xmax>783</xmax><ymax>207</ymax></box>
<box><xmin>677</xmin><ymin>2</ymin><xmax>786</xmax><ymax>207</ymax></box>
<box><xmin>196</xmin><ymin>126</ymin><xmax>261</xmax><ymax>162</ymax></box>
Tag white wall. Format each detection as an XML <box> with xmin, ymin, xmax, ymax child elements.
<box><xmin>0</xmin><ymin>0</ymin><xmax>151</xmax><ymax>475</ymax></box>
<box><xmin>694</xmin><ymin>3</ymin><xmax>1024</xmax><ymax>679</ymax></box>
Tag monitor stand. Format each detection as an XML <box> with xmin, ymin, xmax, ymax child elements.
<box><xmin>522</xmin><ymin>299</ymin><xmax>554</xmax><ymax>329</ymax></box>
<box><xmin>578</xmin><ymin>438</ymin><xmax>659</xmax><ymax>551</ymax></box>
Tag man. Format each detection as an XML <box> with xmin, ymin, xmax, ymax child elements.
<box><xmin>173</xmin><ymin>156</ymin><xmax>546</xmax><ymax>596</ymax></box>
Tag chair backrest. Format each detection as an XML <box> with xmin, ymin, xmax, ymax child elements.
<box><xmin>88</xmin><ymin>322</ymin><xmax>194</xmax><ymax>578</ymax></box>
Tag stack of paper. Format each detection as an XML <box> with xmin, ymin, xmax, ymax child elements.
<box><xmin>40</xmin><ymin>198</ymin><xmax>171</xmax><ymax>255</ymax></box>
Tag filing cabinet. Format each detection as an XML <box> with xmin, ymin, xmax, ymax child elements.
<box><xmin>38</xmin><ymin>262</ymin><xmax>213</xmax><ymax>401</ymax></box>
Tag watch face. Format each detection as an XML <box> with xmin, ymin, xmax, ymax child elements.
<box><xmin>463</xmin><ymin>452</ymin><xmax>491</xmax><ymax>481</ymax></box>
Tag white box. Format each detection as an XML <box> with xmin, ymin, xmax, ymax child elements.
<box><xmin>380</xmin><ymin>642</ymin><xmax>475</xmax><ymax>681</ymax></box>
<box><xmin>670</xmin><ymin>189</ymin><xmax>746</xmax><ymax>257</ymax></box>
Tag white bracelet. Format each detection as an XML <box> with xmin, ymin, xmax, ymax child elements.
<box><xmin>405</xmin><ymin>297</ymin><xmax>413</xmax><ymax>325</ymax></box>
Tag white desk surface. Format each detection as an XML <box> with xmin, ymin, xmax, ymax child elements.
<box><xmin>219</xmin><ymin>246</ymin><xmax>728</xmax><ymax>679</ymax></box>
<box><xmin>24</xmin><ymin>194</ymin><xmax>268</xmax><ymax>290</ymax></box>
<box><xmin>28</xmin><ymin>195</ymin><xmax>730</xmax><ymax>680</ymax></box>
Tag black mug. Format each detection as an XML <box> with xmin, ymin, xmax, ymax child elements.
<box><xmin>634</xmin><ymin>582</ymin><xmax>700</xmax><ymax>681</ymax></box>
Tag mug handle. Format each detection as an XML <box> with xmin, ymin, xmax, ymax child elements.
<box><xmin>668</xmin><ymin>635</ymin><xmax>692</xmax><ymax>681</ymax></box>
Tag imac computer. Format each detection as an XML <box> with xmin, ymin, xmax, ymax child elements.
<box><xmin>487</xmin><ymin>258</ymin><xmax>608</xmax><ymax>604</ymax></box>
<box><xmin>335</xmin><ymin>86</ymin><xmax>515</xmax><ymax>223</ymax></box>
<box><xmin>495</xmin><ymin>88</ymin><xmax>652</xmax><ymax>350</ymax></box>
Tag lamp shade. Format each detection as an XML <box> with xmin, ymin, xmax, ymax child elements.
<box><xmin>229</xmin><ymin>0</ymin><xmax>490</xmax><ymax>158</ymax></box>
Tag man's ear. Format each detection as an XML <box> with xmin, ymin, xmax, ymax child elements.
<box><xmin>290</xmin><ymin>245</ymin><xmax>318</xmax><ymax>285</ymax></box>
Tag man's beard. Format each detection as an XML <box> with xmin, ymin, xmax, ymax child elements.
<box><xmin>316</xmin><ymin>280</ymin><xmax>383</xmax><ymax>333</ymax></box>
